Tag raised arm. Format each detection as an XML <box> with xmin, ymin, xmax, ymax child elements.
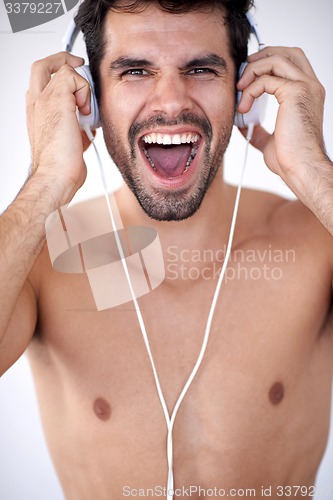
<box><xmin>0</xmin><ymin>52</ymin><xmax>92</xmax><ymax>375</ymax></box>
<box><xmin>237</xmin><ymin>46</ymin><xmax>333</xmax><ymax>236</ymax></box>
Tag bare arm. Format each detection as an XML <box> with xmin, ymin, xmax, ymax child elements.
<box><xmin>0</xmin><ymin>52</ymin><xmax>92</xmax><ymax>375</ymax></box>
<box><xmin>0</xmin><ymin>177</ymin><xmax>49</xmax><ymax>372</ymax></box>
<box><xmin>237</xmin><ymin>46</ymin><xmax>333</xmax><ymax>236</ymax></box>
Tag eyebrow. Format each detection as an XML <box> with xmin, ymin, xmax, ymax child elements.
<box><xmin>109</xmin><ymin>57</ymin><xmax>155</xmax><ymax>73</ymax></box>
<box><xmin>109</xmin><ymin>53</ymin><xmax>228</xmax><ymax>73</ymax></box>
<box><xmin>182</xmin><ymin>54</ymin><xmax>228</xmax><ymax>72</ymax></box>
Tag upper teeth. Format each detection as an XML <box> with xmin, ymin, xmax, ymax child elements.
<box><xmin>142</xmin><ymin>133</ymin><xmax>199</xmax><ymax>145</ymax></box>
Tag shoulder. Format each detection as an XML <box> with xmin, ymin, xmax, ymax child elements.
<box><xmin>241</xmin><ymin>186</ymin><xmax>333</xmax><ymax>271</ymax></box>
<box><xmin>29</xmin><ymin>194</ymin><xmax>113</xmax><ymax>286</ymax></box>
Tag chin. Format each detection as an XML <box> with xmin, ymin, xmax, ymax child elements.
<box><xmin>127</xmin><ymin>172</ymin><xmax>213</xmax><ymax>222</ymax></box>
<box><xmin>138</xmin><ymin>198</ymin><xmax>203</xmax><ymax>222</ymax></box>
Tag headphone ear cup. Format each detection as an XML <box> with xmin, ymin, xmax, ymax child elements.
<box><xmin>74</xmin><ymin>65</ymin><xmax>101</xmax><ymax>130</ymax></box>
<box><xmin>234</xmin><ymin>62</ymin><xmax>267</xmax><ymax>128</ymax></box>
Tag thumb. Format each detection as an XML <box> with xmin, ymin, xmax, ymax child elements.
<box><xmin>239</xmin><ymin>125</ymin><xmax>272</xmax><ymax>153</ymax></box>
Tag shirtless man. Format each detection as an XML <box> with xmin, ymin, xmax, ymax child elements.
<box><xmin>1</xmin><ymin>0</ymin><xmax>332</xmax><ymax>498</ymax></box>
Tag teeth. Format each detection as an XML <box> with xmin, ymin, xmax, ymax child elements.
<box><xmin>143</xmin><ymin>132</ymin><xmax>199</xmax><ymax>146</ymax></box>
<box><xmin>163</xmin><ymin>135</ymin><xmax>172</xmax><ymax>145</ymax></box>
<box><xmin>143</xmin><ymin>147</ymin><xmax>157</xmax><ymax>171</ymax></box>
<box><xmin>186</xmin><ymin>144</ymin><xmax>199</xmax><ymax>170</ymax></box>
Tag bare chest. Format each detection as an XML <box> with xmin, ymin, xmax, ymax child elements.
<box><xmin>32</xmin><ymin>239</ymin><xmax>333</xmax><ymax>411</ymax></box>
<box><xmin>28</xmin><ymin>248</ymin><xmax>333</xmax><ymax>494</ymax></box>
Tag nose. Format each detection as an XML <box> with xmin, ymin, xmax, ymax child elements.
<box><xmin>149</xmin><ymin>71</ymin><xmax>193</xmax><ymax>120</ymax></box>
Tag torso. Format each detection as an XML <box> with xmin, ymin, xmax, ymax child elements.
<box><xmin>27</xmin><ymin>186</ymin><xmax>333</xmax><ymax>499</ymax></box>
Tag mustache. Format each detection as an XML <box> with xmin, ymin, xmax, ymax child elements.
<box><xmin>129</xmin><ymin>113</ymin><xmax>213</xmax><ymax>145</ymax></box>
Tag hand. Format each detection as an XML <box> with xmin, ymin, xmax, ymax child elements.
<box><xmin>26</xmin><ymin>52</ymin><xmax>93</xmax><ymax>205</ymax></box>
<box><xmin>236</xmin><ymin>47</ymin><xmax>327</xmax><ymax>181</ymax></box>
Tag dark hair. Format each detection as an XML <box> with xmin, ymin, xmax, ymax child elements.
<box><xmin>74</xmin><ymin>0</ymin><xmax>254</xmax><ymax>103</ymax></box>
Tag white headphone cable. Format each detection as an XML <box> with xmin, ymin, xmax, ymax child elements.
<box><xmin>84</xmin><ymin>123</ymin><xmax>254</xmax><ymax>499</ymax></box>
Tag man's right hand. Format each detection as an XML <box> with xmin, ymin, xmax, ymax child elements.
<box><xmin>26</xmin><ymin>52</ymin><xmax>93</xmax><ymax>206</ymax></box>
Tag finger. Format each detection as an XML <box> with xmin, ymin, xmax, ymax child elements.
<box><xmin>238</xmin><ymin>71</ymin><xmax>324</xmax><ymax>117</ymax></box>
<box><xmin>248</xmin><ymin>46</ymin><xmax>317</xmax><ymax>80</ymax></box>
<box><xmin>29</xmin><ymin>52</ymin><xmax>84</xmax><ymax>102</ymax></box>
<box><xmin>237</xmin><ymin>75</ymin><xmax>291</xmax><ymax>113</ymax></box>
<box><xmin>237</xmin><ymin>54</ymin><xmax>311</xmax><ymax>92</ymax></box>
<box><xmin>43</xmin><ymin>64</ymin><xmax>91</xmax><ymax>115</ymax></box>
<box><xmin>26</xmin><ymin>62</ymin><xmax>92</xmax><ymax>150</ymax></box>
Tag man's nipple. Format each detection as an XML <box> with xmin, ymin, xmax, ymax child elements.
<box><xmin>93</xmin><ymin>397</ymin><xmax>112</xmax><ymax>421</ymax></box>
<box><xmin>269</xmin><ymin>382</ymin><xmax>285</xmax><ymax>406</ymax></box>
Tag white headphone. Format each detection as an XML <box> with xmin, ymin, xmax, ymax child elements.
<box><xmin>62</xmin><ymin>20</ymin><xmax>100</xmax><ymax>129</ymax></box>
<box><xmin>62</xmin><ymin>9</ymin><xmax>267</xmax><ymax>130</ymax></box>
<box><xmin>234</xmin><ymin>10</ymin><xmax>267</xmax><ymax>128</ymax></box>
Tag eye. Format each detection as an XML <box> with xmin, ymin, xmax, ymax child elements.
<box><xmin>186</xmin><ymin>68</ymin><xmax>219</xmax><ymax>80</ymax></box>
<box><xmin>122</xmin><ymin>69</ymin><xmax>150</xmax><ymax>77</ymax></box>
<box><xmin>188</xmin><ymin>68</ymin><xmax>217</xmax><ymax>76</ymax></box>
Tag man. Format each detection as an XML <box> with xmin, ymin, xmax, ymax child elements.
<box><xmin>0</xmin><ymin>0</ymin><xmax>332</xmax><ymax>498</ymax></box>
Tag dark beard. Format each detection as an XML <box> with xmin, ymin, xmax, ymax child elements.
<box><xmin>101</xmin><ymin>113</ymin><xmax>232</xmax><ymax>221</ymax></box>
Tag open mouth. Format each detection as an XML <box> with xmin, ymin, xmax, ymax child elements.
<box><xmin>140</xmin><ymin>132</ymin><xmax>201</xmax><ymax>179</ymax></box>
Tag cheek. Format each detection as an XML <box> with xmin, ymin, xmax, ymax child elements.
<box><xmin>208</xmin><ymin>84</ymin><xmax>235</xmax><ymax>112</ymax></box>
<box><xmin>204</xmin><ymin>90</ymin><xmax>236</xmax><ymax>140</ymax></box>
<box><xmin>99</xmin><ymin>85</ymin><xmax>138</xmax><ymax>135</ymax></box>
<box><xmin>186</xmin><ymin>78</ymin><xmax>236</xmax><ymax>121</ymax></box>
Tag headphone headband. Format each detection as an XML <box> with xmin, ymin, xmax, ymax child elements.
<box><xmin>62</xmin><ymin>19</ymin><xmax>79</xmax><ymax>52</ymax></box>
<box><xmin>245</xmin><ymin>11</ymin><xmax>265</xmax><ymax>49</ymax></box>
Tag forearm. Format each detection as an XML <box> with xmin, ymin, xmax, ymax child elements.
<box><xmin>285</xmin><ymin>156</ymin><xmax>333</xmax><ymax>237</ymax></box>
<box><xmin>0</xmin><ymin>172</ymin><xmax>64</xmax><ymax>339</ymax></box>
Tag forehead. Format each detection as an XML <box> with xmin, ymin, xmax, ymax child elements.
<box><xmin>102</xmin><ymin>5</ymin><xmax>231</xmax><ymax>62</ymax></box>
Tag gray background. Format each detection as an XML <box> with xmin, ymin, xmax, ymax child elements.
<box><xmin>0</xmin><ymin>1</ymin><xmax>332</xmax><ymax>499</ymax></box>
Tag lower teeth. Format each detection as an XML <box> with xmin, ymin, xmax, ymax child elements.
<box><xmin>185</xmin><ymin>145</ymin><xmax>199</xmax><ymax>171</ymax></box>
<box><xmin>143</xmin><ymin>148</ymin><xmax>157</xmax><ymax>171</ymax></box>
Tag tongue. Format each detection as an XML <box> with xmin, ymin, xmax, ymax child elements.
<box><xmin>146</xmin><ymin>144</ymin><xmax>192</xmax><ymax>178</ymax></box>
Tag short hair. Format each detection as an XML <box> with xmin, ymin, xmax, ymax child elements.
<box><xmin>74</xmin><ymin>0</ymin><xmax>254</xmax><ymax>103</ymax></box>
